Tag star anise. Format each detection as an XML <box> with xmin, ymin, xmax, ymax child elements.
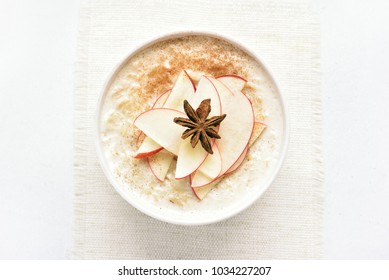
<box><xmin>173</xmin><ymin>99</ymin><xmax>226</xmax><ymax>154</ymax></box>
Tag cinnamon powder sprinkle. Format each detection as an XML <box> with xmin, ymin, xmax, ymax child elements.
<box><xmin>135</xmin><ymin>36</ymin><xmax>249</xmax><ymax>100</ymax></box>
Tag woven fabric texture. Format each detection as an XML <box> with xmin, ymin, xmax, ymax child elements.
<box><xmin>73</xmin><ymin>0</ymin><xmax>323</xmax><ymax>259</ymax></box>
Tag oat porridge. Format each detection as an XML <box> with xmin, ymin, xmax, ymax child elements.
<box><xmin>98</xmin><ymin>34</ymin><xmax>285</xmax><ymax>222</ymax></box>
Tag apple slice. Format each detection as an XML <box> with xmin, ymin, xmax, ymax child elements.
<box><xmin>216</xmin><ymin>75</ymin><xmax>247</xmax><ymax>92</ymax></box>
<box><xmin>175</xmin><ymin>76</ymin><xmax>222</xmax><ymax>179</ymax></box>
<box><xmin>190</xmin><ymin>85</ymin><xmax>265</xmax><ymax>200</ymax></box>
<box><xmin>152</xmin><ymin>89</ymin><xmax>171</xmax><ymax>108</ymax></box>
<box><xmin>134</xmin><ymin>137</ymin><xmax>163</xmax><ymax>158</ymax></box>
<box><xmin>134</xmin><ymin>108</ymin><xmax>186</xmax><ymax>155</ymax></box>
<box><xmin>163</xmin><ymin>70</ymin><xmax>196</xmax><ymax>111</ymax></box>
<box><xmin>142</xmin><ymin>88</ymin><xmax>173</xmax><ymax>179</ymax></box>
<box><xmin>225</xmin><ymin>122</ymin><xmax>267</xmax><ymax>174</ymax></box>
<box><xmin>190</xmin><ymin>143</ymin><xmax>222</xmax><ymax>187</ymax></box>
<box><xmin>134</xmin><ymin>70</ymin><xmax>195</xmax><ymax>158</ymax></box>
<box><xmin>134</xmin><ymin>89</ymin><xmax>171</xmax><ymax>157</ymax></box>
<box><xmin>191</xmin><ymin>179</ymin><xmax>221</xmax><ymax>200</ymax></box>
<box><xmin>185</xmin><ymin>70</ymin><xmax>205</xmax><ymax>86</ymax></box>
<box><xmin>225</xmin><ymin>147</ymin><xmax>248</xmax><ymax>174</ymax></box>
<box><xmin>148</xmin><ymin>149</ymin><xmax>174</xmax><ymax>181</ymax></box>
<box><xmin>193</xmin><ymin>122</ymin><xmax>266</xmax><ymax>199</ymax></box>
<box><xmin>208</xmin><ymin>77</ymin><xmax>254</xmax><ymax>176</ymax></box>
<box><xmin>189</xmin><ymin>76</ymin><xmax>222</xmax><ymax>118</ymax></box>
<box><xmin>195</xmin><ymin>142</ymin><xmax>222</xmax><ymax>179</ymax></box>
<box><xmin>190</xmin><ymin>172</ymin><xmax>212</xmax><ymax>189</ymax></box>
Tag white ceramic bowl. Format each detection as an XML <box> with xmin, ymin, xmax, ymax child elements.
<box><xmin>96</xmin><ymin>31</ymin><xmax>289</xmax><ymax>225</ymax></box>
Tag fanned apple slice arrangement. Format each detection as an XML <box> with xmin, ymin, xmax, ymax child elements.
<box><xmin>133</xmin><ymin>70</ymin><xmax>267</xmax><ymax>200</ymax></box>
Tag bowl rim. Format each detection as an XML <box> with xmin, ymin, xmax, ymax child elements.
<box><xmin>95</xmin><ymin>30</ymin><xmax>290</xmax><ymax>226</ymax></box>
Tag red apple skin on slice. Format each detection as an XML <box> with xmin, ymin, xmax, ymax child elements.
<box><xmin>191</xmin><ymin>179</ymin><xmax>221</xmax><ymax>200</ymax></box>
<box><xmin>148</xmin><ymin>149</ymin><xmax>174</xmax><ymax>181</ymax></box>
<box><xmin>208</xmin><ymin>77</ymin><xmax>255</xmax><ymax>176</ymax></box>
<box><xmin>216</xmin><ymin>75</ymin><xmax>247</xmax><ymax>92</ymax></box>
<box><xmin>190</xmin><ymin>171</ymin><xmax>215</xmax><ymax>189</ymax></box>
<box><xmin>175</xmin><ymin>76</ymin><xmax>222</xmax><ymax>179</ymax></box>
<box><xmin>152</xmin><ymin>89</ymin><xmax>171</xmax><ymax>108</ymax></box>
<box><xmin>135</xmin><ymin>131</ymin><xmax>145</xmax><ymax>147</ymax></box>
<box><xmin>216</xmin><ymin>74</ymin><xmax>247</xmax><ymax>82</ymax></box>
<box><xmin>134</xmin><ymin>108</ymin><xmax>186</xmax><ymax>155</ymax></box>
<box><xmin>134</xmin><ymin>137</ymin><xmax>164</xmax><ymax>158</ymax></box>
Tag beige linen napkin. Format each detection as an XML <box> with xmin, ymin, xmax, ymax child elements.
<box><xmin>73</xmin><ymin>0</ymin><xmax>323</xmax><ymax>259</ymax></box>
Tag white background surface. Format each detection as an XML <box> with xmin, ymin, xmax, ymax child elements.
<box><xmin>0</xmin><ymin>0</ymin><xmax>388</xmax><ymax>259</ymax></box>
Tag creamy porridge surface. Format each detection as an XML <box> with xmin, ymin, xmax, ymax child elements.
<box><xmin>100</xmin><ymin>35</ymin><xmax>284</xmax><ymax>214</ymax></box>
